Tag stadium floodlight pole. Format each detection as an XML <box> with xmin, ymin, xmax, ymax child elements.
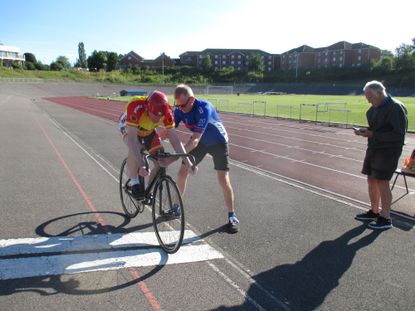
<box><xmin>295</xmin><ymin>52</ymin><xmax>299</xmax><ymax>80</ymax></box>
<box><xmin>161</xmin><ymin>52</ymin><xmax>164</xmax><ymax>84</ymax></box>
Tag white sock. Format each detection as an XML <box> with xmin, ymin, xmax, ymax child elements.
<box><xmin>131</xmin><ymin>178</ymin><xmax>140</xmax><ymax>186</ymax></box>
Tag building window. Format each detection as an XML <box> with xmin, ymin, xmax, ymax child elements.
<box><xmin>261</xmin><ymin>55</ymin><xmax>264</xmax><ymax>59</ymax></box>
<box><xmin>333</xmin><ymin>57</ymin><xmax>336</xmax><ymax>62</ymax></box>
<box><xmin>358</xmin><ymin>56</ymin><xmax>361</xmax><ymax>61</ymax></box>
<box><xmin>215</xmin><ymin>60</ymin><xmax>218</xmax><ymax>64</ymax></box>
<box><xmin>237</xmin><ymin>66</ymin><xmax>241</xmax><ymax>70</ymax></box>
<box><xmin>215</xmin><ymin>55</ymin><xmax>218</xmax><ymax>59</ymax></box>
<box><xmin>238</xmin><ymin>55</ymin><xmax>241</xmax><ymax>59</ymax></box>
<box><xmin>358</xmin><ymin>49</ymin><xmax>362</xmax><ymax>54</ymax></box>
<box><xmin>268</xmin><ymin>61</ymin><xmax>272</xmax><ymax>65</ymax></box>
<box><xmin>223</xmin><ymin>54</ymin><xmax>226</xmax><ymax>58</ymax></box>
<box><xmin>222</xmin><ymin>60</ymin><xmax>226</xmax><ymax>64</ymax></box>
<box><xmin>268</xmin><ymin>67</ymin><xmax>271</xmax><ymax>71</ymax></box>
<box><xmin>231</xmin><ymin>55</ymin><xmax>234</xmax><ymax>59</ymax></box>
<box><xmin>340</xmin><ymin>56</ymin><xmax>343</xmax><ymax>61</ymax></box>
<box><xmin>238</xmin><ymin>61</ymin><xmax>241</xmax><ymax>64</ymax></box>
<box><xmin>231</xmin><ymin>61</ymin><xmax>234</xmax><ymax>64</ymax></box>
<box><xmin>325</xmin><ymin>58</ymin><xmax>328</xmax><ymax>63</ymax></box>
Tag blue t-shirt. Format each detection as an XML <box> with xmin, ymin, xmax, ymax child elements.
<box><xmin>174</xmin><ymin>98</ymin><xmax>228</xmax><ymax>146</ymax></box>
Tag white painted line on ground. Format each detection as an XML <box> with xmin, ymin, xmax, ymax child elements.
<box><xmin>230</xmin><ymin>159</ymin><xmax>415</xmax><ymax>222</ymax></box>
<box><xmin>0</xmin><ymin>230</ymin><xmax>200</xmax><ymax>257</ymax></box>
<box><xmin>0</xmin><ymin>231</ymin><xmax>223</xmax><ymax>280</ymax></box>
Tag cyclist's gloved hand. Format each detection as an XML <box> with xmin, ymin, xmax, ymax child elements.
<box><xmin>139</xmin><ymin>166</ymin><xmax>151</xmax><ymax>177</ymax></box>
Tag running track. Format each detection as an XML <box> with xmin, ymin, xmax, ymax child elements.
<box><xmin>46</xmin><ymin>96</ymin><xmax>415</xmax><ymax>218</ymax></box>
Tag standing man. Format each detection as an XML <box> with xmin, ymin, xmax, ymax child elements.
<box><xmin>173</xmin><ymin>84</ymin><xmax>239</xmax><ymax>233</ymax></box>
<box><xmin>354</xmin><ymin>81</ymin><xmax>408</xmax><ymax>230</ymax></box>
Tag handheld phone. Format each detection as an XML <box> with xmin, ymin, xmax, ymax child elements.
<box><xmin>353</xmin><ymin>127</ymin><xmax>365</xmax><ymax>132</ymax></box>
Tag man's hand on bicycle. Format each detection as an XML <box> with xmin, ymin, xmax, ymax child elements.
<box><xmin>139</xmin><ymin>166</ymin><xmax>151</xmax><ymax>177</ymax></box>
<box><xmin>184</xmin><ymin>160</ymin><xmax>197</xmax><ymax>175</ymax></box>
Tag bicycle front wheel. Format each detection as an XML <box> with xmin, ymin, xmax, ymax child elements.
<box><xmin>152</xmin><ymin>176</ymin><xmax>185</xmax><ymax>253</ymax></box>
<box><xmin>119</xmin><ymin>158</ymin><xmax>141</xmax><ymax>218</ymax></box>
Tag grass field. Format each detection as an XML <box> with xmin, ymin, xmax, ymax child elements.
<box><xmin>102</xmin><ymin>94</ymin><xmax>415</xmax><ymax>131</ymax></box>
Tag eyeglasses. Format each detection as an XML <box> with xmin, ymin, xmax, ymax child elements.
<box><xmin>175</xmin><ymin>97</ymin><xmax>191</xmax><ymax>109</ymax></box>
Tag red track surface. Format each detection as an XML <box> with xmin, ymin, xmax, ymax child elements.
<box><xmin>46</xmin><ymin>96</ymin><xmax>415</xmax><ymax>218</ymax></box>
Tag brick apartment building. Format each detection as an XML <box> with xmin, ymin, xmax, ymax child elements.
<box><xmin>180</xmin><ymin>48</ymin><xmax>279</xmax><ymax>72</ymax></box>
<box><xmin>120</xmin><ymin>41</ymin><xmax>380</xmax><ymax>72</ymax></box>
<box><xmin>119</xmin><ymin>51</ymin><xmax>175</xmax><ymax>69</ymax></box>
<box><xmin>280</xmin><ymin>41</ymin><xmax>381</xmax><ymax>71</ymax></box>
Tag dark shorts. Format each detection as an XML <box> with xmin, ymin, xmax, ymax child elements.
<box><xmin>187</xmin><ymin>143</ymin><xmax>230</xmax><ymax>171</ymax></box>
<box><xmin>361</xmin><ymin>148</ymin><xmax>402</xmax><ymax>180</ymax></box>
<box><xmin>137</xmin><ymin>131</ymin><xmax>163</xmax><ymax>154</ymax></box>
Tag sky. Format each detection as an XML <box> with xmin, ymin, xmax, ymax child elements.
<box><xmin>1</xmin><ymin>0</ymin><xmax>414</xmax><ymax>65</ymax></box>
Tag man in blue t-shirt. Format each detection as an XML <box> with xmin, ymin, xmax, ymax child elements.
<box><xmin>173</xmin><ymin>84</ymin><xmax>239</xmax><ymax>233</ymax></box>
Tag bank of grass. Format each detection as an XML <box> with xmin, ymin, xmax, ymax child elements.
<box><xmin>0</xmin><ymin>67</ymin><xmax>158</xmax><ymax>84</ymax></box>
<box><xmin>104</xmin><ymin>94</ymin><xmax>415</xmax><ymax>131</ymax></box>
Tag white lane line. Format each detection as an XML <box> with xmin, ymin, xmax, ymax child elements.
<box><xmin>0</xmin><ymin>237</ymin><xmax>223</xmax><ymax>280</ymax></box>
<box><xmin>207</xmin><ymin>262</ymin><xmax>268</xmax><ymax>311</ymax></box>
<box><xmin>229</xmin><ymin>159</ymin><xmax>415</xmax><ymax>222</ymax></box>
<box><xmin>0</xmin><ymin>230</ymin><xmax>201</xmax><ymax>257</ymax></box>
<box><xmin>0</xmin><ymin>231</ymin><xmax>222</xmax><ymax>280</ymax></box>
<box><xmin>229</xmin><ymin>131</ymin><xmax>363</xmax><ymax>163</ymax></box>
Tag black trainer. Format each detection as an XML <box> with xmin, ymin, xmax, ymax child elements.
<box><xmin>355</xmin><ymin>210</ymin><xmax>379</xmax><ymax>221</ymax></box>
<box><xmin>368</xmin><ymin>216</ymin><xmax>393</xmax><ymax>230</ymax></box>
<box><xmin>131</xmin><ymin>184</ymin><xmax>144</xmax><ymax>200</ymax></box>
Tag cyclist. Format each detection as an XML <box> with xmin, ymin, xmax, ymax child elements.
<box><xmin>172</xmin><ymin>84</ymin><xmax>239</xmax><ymax>233</ymax></box>
<box><xmin>119</xmin><ymin>90</ymin><xmax>193</xmax><ymax>200</ymax></box>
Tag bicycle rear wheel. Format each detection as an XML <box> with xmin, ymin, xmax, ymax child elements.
<box><xmin>152</xmin><ymin>176</ymin><xmax>185</xmax><ymax>253</ymax></box>
<box><xmin>119</xmin><ymin>158</ymin><xmax>142</xmax><ymax>218</ymax></box>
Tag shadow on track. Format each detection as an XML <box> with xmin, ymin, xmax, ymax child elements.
<box><xmin>0</xmin><ymin>211</ymin><xmax>166</xmax><ymax>296</ymax></box>
<box><xmin>214</xmin><ymin>224</ymin><xmax>382</xmax><ymax>311</ymax></box>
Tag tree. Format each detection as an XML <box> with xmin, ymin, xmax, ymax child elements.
<box><xmin>87</xmin><ymin>50</ymin><xmax>107</xmax><ymax>71</ymax></box>
<box><xmin>200</xmin><ymin>55</ymin><xmax>213</xmax><ymax>73</ymax></box>
<box><xmin>24</xmin><ymin>52</ymin><xmax>37</xmax><ymax>64</ymax></box>
<box><xmin>248</xmin><ymin>54</ymin><xmax>264</xmax><ymax>73</ymax></box>
<box><xmin>106</xmin><ymin>52</ymin><xmax>119</xmax><ymax>71</ymax></box>
<box><xmin>50</xmin><ymin>62</ymin><xmax>63</xmax><ymax>71</ymax></box>
<box><xmin>395</xmin><ymin>44</ymin><xmax>415</xmax><ymax>71</ymax></box>
<box><xmin>76</xmin><ymin>42</ymin><xmax>87</xmax><ymax>68</ymax></box>
<box><xmin>56</xmin><ymin>56</ymin><xmax>71</xmax><ymax>69</ymax></box>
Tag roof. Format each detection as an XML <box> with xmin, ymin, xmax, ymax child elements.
<box><xmin>283</xmin><ymin>45</ymin><xmax>315</xmax><ymax>54</ymax></box>
<box><xmin>202</xmin><ymin>48</ymin><xmax>271</xmax><ymax>55</ymax></box>
<box><xmin>120</xmin><ymin>51</ymin><xmax>143</xmax><ymax>62</ymax></box>
<box><xmin>0</xmin><ymin>45</ymin><xmax>21</xmax><ymax>53</ymax></box>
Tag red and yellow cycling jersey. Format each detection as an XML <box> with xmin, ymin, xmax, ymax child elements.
<box><xmin>121</xmin><ymin>96</ymin><xmax>174</xmax><ymax>137</ymax></box>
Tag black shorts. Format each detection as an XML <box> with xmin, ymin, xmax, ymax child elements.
<box><xmin>361</xmin><ymin>148</ymin><xmax>402</xmax><ymax>180</ymax></box>
<box><xmin>187</xmin><ymin>143</ymin><xmax>230</xmax><ymax>171</ymax></box>
<box><xmin>137</xmin><ymin>131</ymin><xmax>163</xmax><ymax>154</ymax></box>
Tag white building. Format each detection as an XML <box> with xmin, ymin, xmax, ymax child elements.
<box><xmin>0</xmin><ymin>44</ymin><xmax>25</xmax><ymax>66</ymax></box>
